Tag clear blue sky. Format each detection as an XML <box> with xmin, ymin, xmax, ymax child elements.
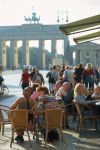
<box><xmin>0</xmin><ymin>0</ymin><xmax>100</xmax><ymax>25</ymax></box>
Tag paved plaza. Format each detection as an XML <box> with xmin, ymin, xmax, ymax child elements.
<box><xmin>0</xmin><ymin>122</ymin><xmax>100</xmax><ymax>150</ymax></box>
<box><xmin>0</xmin><ymin>70</ymin><xmax>100</xmax><ymax>150</ymax></box>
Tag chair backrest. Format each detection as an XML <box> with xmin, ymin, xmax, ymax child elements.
<box><xmin>45</xmin><ymin>109</ymin><xmax>63</xmax><ymax>129</ymax></box>
<box><xmin>9</xmin><ymin>109</ymin><xmax>29</xmax><ymax>129</ymax></box>
<box><xmin>0</xmin><ymin>105</ymin><xmax>10</xmax><ymax>121</ymax></box>
<box><xmin>64</xmin><ymin>102</ymin><xmax>77</xmax><ymax>116</ymax></box>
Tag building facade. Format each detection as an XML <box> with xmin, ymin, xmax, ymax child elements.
<box><xmin>70</xmin><ymin>42</ymin><xmax>100</xmax><ymax>67</ymax></box>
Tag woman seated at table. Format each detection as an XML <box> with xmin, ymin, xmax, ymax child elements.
<box><xmin>73</xmin><ymin>83</ymin><xmax>100</xmax><ymax>115</ymax></box>
<box><xmin>10</xmin><ymin>87</ymin><xmax>37</xmax><ymax>143</ymax></box>
<box><xmin>33</xmin><ymin>86</ymin><xmax>61</xmax><ymax>142</ymax></box>
<box><xmin>32</xmin><ymin>86</ymin><xmax>61</xmax><ymax>113</ymax></box>
<box><xmin>31</xmin><ymin>85</ymin><xmax>49</xmax><ymax>102</ymax></box>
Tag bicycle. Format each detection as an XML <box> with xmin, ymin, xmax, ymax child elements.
<box><xmin>0</xmin><ymin>82</ymin><xmax>9</xmax><ymax>95</ymax></box>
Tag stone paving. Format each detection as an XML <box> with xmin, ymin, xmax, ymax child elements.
<box><xmin>0</xmin><ymin>120</ymin><xmax>100</xmax><ymax>150</ymax></box>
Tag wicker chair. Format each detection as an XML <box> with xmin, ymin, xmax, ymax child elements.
<box><xmin>41</xmin><ymin>109</ymin><xmax>64</xmax><ymax>146</ymax></box>
<box><xmin>9</xmin><ymin>109</ymin><xmax>32</xmax><ymax>148</ymax></box>
<box><xmin>73</xmin><ymin>101</ymin><xmax>100</xmax><ymax>132</ymax></box>
<box><xmin>64</xmin><ymin>103</ymin><xmax>78</xmax><ymax>128</ymax></box>
<box><xmin>0</xmin><ymin>105</ymin><xmax>10</xmax><ymax>135</ymax></box>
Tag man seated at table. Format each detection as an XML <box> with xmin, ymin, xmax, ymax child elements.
<box><xmin>56</xmin><ymin>82</ymin><xmax>74</xmax><ymax>128</ymax></box>
<box><xmin>54</xmin><ymin>80</ymin><xmax>63</xmax><ymax>95</ymax></box>
<box><xmin>10</xmin><ymin>87</ymin><xmax>37</xmax><ymax>143</ymax></box>
<box><xmin>55</xmin><ymin>81</ymin><xmax>74</xmax><ymax>106</ymax></box>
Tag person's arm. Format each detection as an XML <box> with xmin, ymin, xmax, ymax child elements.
<box><xmin>19</xmin><ymin>76</ymin><xmax>22</xmax><ymax>86</ymax></box>
<box><xmin>28</xmin><ymin>75</ymin><xmax>31</xmax><ymax>86</ymax></box>
<box><xmin>10</xmin><ymin>98</ymin><xmax>23</xmax><ymax>109</ymax></box>
<box><xmin>74</xmin><ymin>95</ymin><xmax>91</xmax><ymax>105</ymax></box>
<box><xmin>46</xmin><ymin>72</ymin><xmax>50</xmax><ymax>78</ymax></box>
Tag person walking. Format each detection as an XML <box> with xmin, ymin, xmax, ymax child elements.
<box><xmin>32</xmin><ymin>69</ymin><xmax>44</xmax><ymax>85</ymax></box>
<box><xmin>47</xmin><ymin>65</ymin><xmax>59</xmax><ymax>95</ymax></box>
<box><xmin>19</xmin><ymin>68</ymin><xmax>31</xmax><ymax>90</ymax></box>
<box><xmin>46</xmin><ymin>67</ymin><xmax>53</xmax><ymax>94</ymax></box>
<box><xmin>30</xmin><ymin>67</ymin><xmax>37</xmax><ymax>85</ymax></box>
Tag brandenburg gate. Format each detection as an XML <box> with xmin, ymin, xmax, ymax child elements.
<box><xmin>0</xmin><ymin>24</ymin><xmax>69</xmax><ymax>69</ymax></box>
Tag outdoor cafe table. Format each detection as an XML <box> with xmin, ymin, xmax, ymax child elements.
<box><xmin>95</xmin><ymin>101</ymin><xmax>100</xmax><ymax>106</ymax></box>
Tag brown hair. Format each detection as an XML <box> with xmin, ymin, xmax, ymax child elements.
<box><xmin>36</xmin><ymin>86</ymin><xmax>49</xmax><ymax>94</ymax></box>
<box><xmin>31</xmin><ymin>83</ymin><xmax>40</xmax><ymax>92</ymax></box>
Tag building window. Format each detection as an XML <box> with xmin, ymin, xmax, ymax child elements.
<box><xmin>86</xmin><ymin>52</ymin><xmax>89</xmax><ymax>56</ymax></box>
<box><xmin>86</xmin><ymin>58</ymin><xmax>90</xmax><ymax>63</ymax></box>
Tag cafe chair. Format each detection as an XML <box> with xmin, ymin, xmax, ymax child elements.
<box><xmin>64</xmin><ymin>103</ymin><xmax>78</xmax><ymax>125</ymax></box>
<box><xmin>73</xmin><ymin>101</ymin><xmax>100</xmax><ymax>132</ymax></box>
<box><xmin>0</xmin><ymin>105</ymin><xmax>10</xmax><ymax>135</ymax></box>
<box><xmin>9</xmin><ymin>109</ymin><xmax>32</xmax><ymax>148</ymax></box>
<box><xmin>41</xmin><ymin>109</ymin><xmax>64</xmax><ymax>146</ymax></box>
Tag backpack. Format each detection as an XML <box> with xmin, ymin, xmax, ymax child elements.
<box><xmin>49</xmin><ymin>72</ymin><xmax>56</xmax><ymax>84</ymax></box>
<box><xmin>63</xmin><ymin>70</ymin><xmax>68</xmax><ymax>82</ymax></box>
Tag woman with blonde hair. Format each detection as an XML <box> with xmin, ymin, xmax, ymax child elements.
<box><xmin>73</xmin><ymin>83</ymin><xmax>92</xmax><ymax>105</ymax></box>
<box><xmin>73</xmin><ymin>83</ymin><xmax>100</xmax><ymax>118</ymax></box>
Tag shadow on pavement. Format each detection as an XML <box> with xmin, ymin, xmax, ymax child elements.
<box><xmin>0</xmin><ymin>94</ymin><xmax>15</xmax><ymax>101</ymax></box>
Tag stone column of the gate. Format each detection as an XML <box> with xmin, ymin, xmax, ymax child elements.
<box><xmin>10</xmin><ymin>40</ymin><xmax>18</xmax><ymax>69</ymax></box>
<box><xmin>1</xmin><ymin>40</ymin><xmax>7</xmax><ymax>69</ymax></box>
<box><xmin>39</xmin><ymin>39</ymin><xmax>45</xmax><ymax>69</ymax></box>
<box><xmin>51</xmin><ymin>39</ymin><xmax>57</xmax><ymax>60</ymax></box>
<box><xmin>64</xmin><ymin>39</ymin><xmax>69</xmax><ymax>64</ymax></box>
<box><xmin>22</xmin><ymin>40</ymin><xmax>30</xmax><ymax>67</ymax></box>
<box><xmin>0</xmin><ymin>41</ymin><xmax>2</xmax><ymax>65</ymax></box>
<box><xmin>69</xmin><ymin>51</ymin><xmax>73</xmax><ymax>65</ymax></box>
<box><xmin>75</xmin><ymin>50</ymin><xmax>80</xmax><ymax>65</ymax></box>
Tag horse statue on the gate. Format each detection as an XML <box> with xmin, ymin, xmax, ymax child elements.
<box><xmin>24</xmin><ymin>8</ymin><xmax>40</xmax><ymax>24</ymax></box>
<box><xmin>31</xmin><ymin>12</ymin><xmax>40</xmax><ymax>24</ymax></box>
<box><xmin>24</xmin><ymin>16</ymin><xmax>32</xmax><ymax>24</ymax></box>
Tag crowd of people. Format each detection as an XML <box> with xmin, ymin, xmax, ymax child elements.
<box><xmin>10</xmin><ymin>63</ymin><xmax>100</xmax><ymax>143</ymax></box>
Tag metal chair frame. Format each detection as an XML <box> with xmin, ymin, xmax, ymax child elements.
<box><xmin>40</xmin><ymin>109</ymin><xmax>64</xmax><ymax>146</ymax></box>
<box><xmin>9</xmin><ymin>109</ymin><xmax>32</xmax><ymax>148</ymax></box>
<box><xmin>0</xmin><ymin>105</ymin><xmax>10</xmax><ymax>135</ymax></box>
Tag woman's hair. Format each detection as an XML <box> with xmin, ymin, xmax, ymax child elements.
<box><xmin>31</xmin><ymin>83</ymin><xmax>40</xmax><ymax>92</ymax></box>
<box><xmin>74</xmin><ymin>83</ymin><xmax>82</xmax><ymax>96</ymax></box>
<box><xmin>85</xmin><ymin>63</ymin><xmax>92</xmax><ymax>70</ymax></box>
<box><xmin>23</xmin><ymin>86</ymin><xmax>33</xmax><ymax>95</ymax></box>
<box><xmin>23</xmin><ymin>68</ymin><xmax>28</xmax><ymax>73</ymax></box>
<box><xmin>36</xmin><ymin>86</ymin><xmax>49</xmax><ymax>94</ymax></box>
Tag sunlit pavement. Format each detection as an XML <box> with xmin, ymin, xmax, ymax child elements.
<box><xmin>0</xmin><ymin>70</ymin><xmax>100</xmax><ymax>150</ymax></box>
<box><xmin>0</xmin><ymin>122</ymin><xmax>100</xmax><ymax>150</ymax></box>
<box><xmin>0</xmin><ymin>124</ymin><xmax>76</xmax><ymax>150</ymax></box>
<box><xmin>0</xmin><ymin>70</ymin><xmax>48</xmax><ymax>106</ymax></box>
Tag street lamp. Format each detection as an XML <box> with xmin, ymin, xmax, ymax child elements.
<box><xmin>57</xmin><ymin>11</ymin><xmax>68</xmax><ymax>24</ymax></box>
